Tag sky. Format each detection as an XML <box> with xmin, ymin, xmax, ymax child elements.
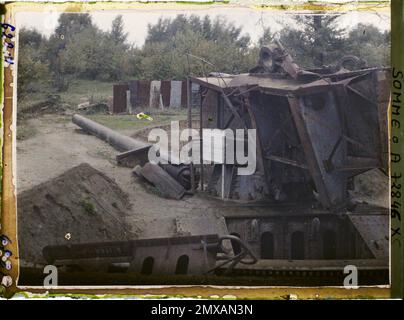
<box><xmin>16</xmin><ymin>7</ymin><xmax>390</xmax><ymax>47</ymax></box>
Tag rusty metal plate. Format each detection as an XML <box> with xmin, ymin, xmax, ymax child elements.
<box><xmin>175</xmin><ymin>216</ymin><xmax>232</xmax><ymax>253</ymax></box>
<box><xmin>175</xmin><ymin>216</ymin><xmax>229</xmax><ymax>237</ymax></box>
<box><xmin>170</xmin><ymin>80</ymin><xmax>182</xmax><ymax>108</ymax></box>
<box><xmin>348</xmin><ymin>213</ymin><xmax>389</xmax><ymax>259</ymax></box>
<box><xmin>129</xmin><ymin>80</ymin><xmax>139</xmax><ymax>108</ymax></box>
<box><xmin>149</xmin><ymin>80</ymin><xmax>161</xmax><ymax>108</ymax></box>
<box><xmin>181</xmin><ymin>80</ymin><xmax>187</xmax><ymax>108</ymax></box>
<box><xmin>288</xmin><ymin>93</ymin><xmax>347</xmax><ymax>209</ymax></box>
<box><xmin>137</xmin><ymin>80</ymin><xmax>151</xmax><ymax>108</ymax></box>
<box><xmin>113</xmin><ymin>84</ymin><xmax>129</xmax><ymax>113</ymax></box>
<box><xmin>191</xmin><ymin>82</ymin><xmax>201</xmax><ymax>107</ymax></box>
<box><xmin>161</xmin><ymin>80</ymin><xmax>171</xmax><ymax>107</ymax></box>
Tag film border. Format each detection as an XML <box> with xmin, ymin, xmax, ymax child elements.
<box><xmin>391</xmin><ymin>0</ymin><xmax>403</xmax><ymax>299</ymax></box>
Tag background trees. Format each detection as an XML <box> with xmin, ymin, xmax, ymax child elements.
<box><xmin>18</xmin><ymin>12</ymin><xmax>390</xmax><ymax>97</ymax></box>
<box><xmin>278</xmin><ymin>14</ymin><xmax>347</xmax><ymax>67</ymax></box>
<box><xmin>346</xmin><ymin>23</ymin><xmax>390</xmax><ymax>67</ymax></box>
<box><xmin>18</xmin><ymin>28</ymin><xmax>51</xmax><ymax>98</ymax></box>
<box><xmin>275</xmin><ymin>14</ymin><xmax>390</xmax><ymax>68</ymax></box>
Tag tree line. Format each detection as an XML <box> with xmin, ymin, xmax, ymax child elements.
<box><xmin>18</xmin><ymin>13</ymin><xmax>390</xmax><ymax>97</ymax></box>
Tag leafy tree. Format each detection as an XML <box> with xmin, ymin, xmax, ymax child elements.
<box><xmin>258</xmin><ymin>27</ymin><xmax>274</xmax><ymax>47</ymax></box>
<box><xmin>146</xmin><ymin>14</ymin><xmax>251</xmax><ymax>49</ymax></box>
<box><xmin>17</xmin><ymin>12</ymin><xmax>390</xmax><ymax>101</ymax></box>
<box><xmin>279</xmin><ymin>14</ymin><xmax>346</xmax><ymax>67</ymax></box>
<box><xmin>18</xmin><ymin>28</ymin><xmax>50</xmax><ymax>98</ymax></box>
<box><xmin>140</xmin><ymin>24</ymin><xmax>255</xmax><ymax>80</ymax></box>
<box><xmin>46</xmin><ymin>14</ymin><xmax>136</xmax><ymax>83</ymax></box>
<box><xmin>46</xmin><ymin>13</ymin><xmax>94</xmax><ymax>90</ymax></box>
<box><xmin>141</xmin><ymin>15</ymin><xmax>255</xmax><ymax>79</ymax></box>
<box><xmin>109</xmin><ymin>15</ymin><xmax>129</xmax><ymax>49</ymax></box>
<box><xmin>346</xmin><ymin>23</ymin><xmax>390</xmax><ymax>66</ymax></box>
<box><xmin>61</xmin><ymin>25</ymin><xmax>133</xmax><ymax>81</ymax></box>
<box><xmin>19</xmin><ymin>28</ymin><xmax>44</xmax><ymax>48</ymax></box>
<box><xmin>54</xmin><ymin>13</ymin><xmax>93</xmax><ymax>40</ymax></box>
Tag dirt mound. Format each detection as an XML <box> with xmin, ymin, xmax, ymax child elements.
<box><xmin>18</xmin><ymin>163</ymin><xmax>132</xmax><ymax>266</ymax></box>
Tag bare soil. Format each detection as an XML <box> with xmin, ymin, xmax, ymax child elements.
<box><xmin>18</xmin><ymin>163</ymin><xmax>132</xmax><ymax>266</ymax></box>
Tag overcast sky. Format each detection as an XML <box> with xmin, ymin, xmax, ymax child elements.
<box><xmin>16</xmin><ymin>8</ymin><xmax>390</xmax><ymax>47</ymax></box>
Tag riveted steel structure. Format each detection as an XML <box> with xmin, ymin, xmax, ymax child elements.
<box><xmin>57</xmin><ymin>43</ymin><xmax>390</xmax><ymax>285</ymax></box>
<box><xmin>191</xmin><ymin>42</ymin><xmax>389</xmax><ymax>210</ymax></box>
<box><xmin>187</xmin><ymin>42</ymin><xmax>389</xmax><ymax>283</ymax></box>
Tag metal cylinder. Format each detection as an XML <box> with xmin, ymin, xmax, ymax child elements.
<box><xmin>72</xmin><ymin>114</ymin><xmax>150</xmax><ymax>152</ymax></box>
<box><xmin>162</xmin><ymin>164</ymin><xmax>190</xmax><ymax>190</ymax></box>
<box><xmin>72</xmin><ymin>114</ymin><xmax>190</xmax><ymax>183</ymax></box>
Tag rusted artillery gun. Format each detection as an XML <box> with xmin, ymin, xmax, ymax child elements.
<box><xmin>72</xmin><ymin>114</ymin><xmax>196</xmax><ymax>196</ymax></box>
<box><xmin>192</xmin><ymin>42</ymin><xmax>389</xmax><ymax>209</ymax></box>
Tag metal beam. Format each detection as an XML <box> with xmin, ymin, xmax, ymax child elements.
<box><xmin>265</xmin><ymin>154</ymin><xmax>308</xmax><ymax>170</ymax></box>
<box><xmin>187</xmin><ymin>77</ymin><xmax>196</xmax><ymax>193</ymax></box>
<box><xmin>288</xmin><ymin>95</ymin><xmax>332</xmax><ymax>208</ymax></box>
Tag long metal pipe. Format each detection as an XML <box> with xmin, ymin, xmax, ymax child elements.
<box><xmin>72</xmin><ymin>114</ymin><xmax>184</xmax><ymax>166</ymax></box>
<box><xmin>72</xmin><ymin>114</ymin><xmax>199</xmax><ymax>190</ymax></box>
<box><xmin>72</xmin><ymin>114</ymin><xmax>150</xmax><ymax>152</ymax></box>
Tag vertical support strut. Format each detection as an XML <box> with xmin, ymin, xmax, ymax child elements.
<box><xmin>288</xmin><ymin>95</ymin><xmax>332</xmax><ymax>208</ymax></box>
<box><xmin>199</xmin><ymin>88</ymin><xmax>204</xmax><ymax>191</ymax></box>
<box><xmin>187</xmin><ymin>77</ymin><xmax>196</xmax><ymax>193</ymax></box>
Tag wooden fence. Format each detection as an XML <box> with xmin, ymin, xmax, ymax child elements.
<box><xmin>112</xmin><ymin>80</ymin><xmax>200</xmax><ymax>114</ymax></box>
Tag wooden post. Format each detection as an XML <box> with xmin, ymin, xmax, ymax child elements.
<box><xmin>199</xmin><ymin>88</ymin><xmax>204</xmax><ymax>191</ymax></box>
<box><xmin>221</xmin><ymin>135</ymin><xmax>226</xmax><ymax>199</ymax></box>
<box><xmin>187</xmin><ymin>77</ymin><xmax>195</xmax><ymax>192</ymax></box>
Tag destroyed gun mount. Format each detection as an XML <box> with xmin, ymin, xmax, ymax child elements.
<box><xmin>251</xmin><ymin>40</ymin><xmax>368</xmax><ymax>78</ymax></box>
<box><xmin>250</xmin><ymin>40</ymin><xmax>303</xmax><ymax>78</ymax></box>
<box><xmin>60</xmin><ymin>42</ymin><xmax>389</xmax><ymax>285</ymax></box>
<box><xmin>186</xmin><ymin>42</ymin><xmax>389</xmax><ymax>283</ymax></box>
<box><xmin>73</xmin><ymin>41</ymin><xmax>389</xmax><ymax>210</ymax></box>
<box><xmin>192</xmin><ymin>41</ymin><xmax>389</xmax><ymax>210</ymax></box>
<box><xmin>72</xmin><ymin>114</ymin><xmax>195</xmax><ymax>195</ymax></box>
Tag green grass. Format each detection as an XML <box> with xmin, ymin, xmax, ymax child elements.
<box><xmin>87</xmin><ymin>111</ymin><xmax>188</xmax><ymax>132</ymax></box>
<box><xmin>18</xmin><ymin>78</ymin><xmax>115</xmax><ymax>112</ymax></box>
<box><xmin>59</xmin><ymin>79</ymin><xmax>114</xmax><ymax>107</ymax></box>
<box><xmin>80</xmin><ymin>198</ymin><xmax>97</xmax><ymax>215</ymax></box>
<box><xmin>17</xmin><ymin>78</ymin><xmax>194</xmax><ymax>140</ymax></box>
<box><xmin>17</xmin><ymin>78</ymin><xmax>193</xmax><ymax>117</ymax></box>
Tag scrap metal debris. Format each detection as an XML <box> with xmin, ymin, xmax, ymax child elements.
<box><xmin>137</xmin><ymin>163</ymin><xmax>186</xmax><ymax>200</ymax></box>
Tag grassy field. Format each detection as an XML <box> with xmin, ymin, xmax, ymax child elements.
<box><xmin>86</xmin><ymin>111</ymin><xmax>188</xmax><ymax>132</ymax></box>
<box><xmin>18</xmin><ymin>78</ymin><xmax>115</xmax><ymax>112</ymax></box>
<box><xmin>17</xmin><ymin>78</ymin><xmax>195</xmax><ymax>139</ymax></box>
